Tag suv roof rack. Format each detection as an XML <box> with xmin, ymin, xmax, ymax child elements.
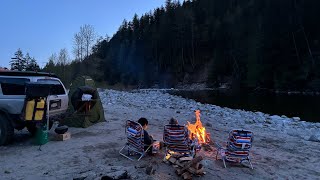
<box><xmin>0</xmin><ymin>71</ymin><xmax>58</xmax><ymax>78</ymax></box>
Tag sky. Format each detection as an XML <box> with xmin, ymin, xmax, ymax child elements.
<box><xmin>0</xmin><ymin>0</ymin><xmax>167</xmax><ymax>68</ymax></box>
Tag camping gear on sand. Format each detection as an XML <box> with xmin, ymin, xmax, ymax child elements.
<box><xmin>152</xmin><ymin>140</ymin><xmax>161</xmax><ymax>154</ymax></box>
<box><xmin>119</xmin><ymin>120</ymin><xmax>153</xmax><ymax>161</ymax></box>
<box><xmin>54</xmin><ymin>125</ymin><xmax>68</xmax><ymax>134</ymax></box>
<box><xmin>23</xmin><ymin>83</ymin><xmax>52</xmax><ymax>145</ymax></box>
<box><xmin>62</xmin><ymin>76</ymin><xmax>105</xmax><ymax>128</ymax></box>
<box><xmin>35</xmin><ymin>124</ymin><xmax>48</xmax><ymax>145</ymax></box>
<box><xmin>23</xmin><ymin>83</ymin><xmax>51</xmax><ymax>121</ymax></box>
<box><xmin>216</xmin><ymin>129</ymin><xmax>254</xmax><ymax>169</ymax></box>
<box><xmin>24</xmin><ymin>98</ymin><xmax>46</xmax><ymax>121</ymax></box>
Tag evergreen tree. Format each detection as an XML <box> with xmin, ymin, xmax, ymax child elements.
<box><xmin>10</xmin><ymin>48</ymin><xmax>26</xmax><ymax>71</ymax></box>
<box><xmin>26</xmin><ymin>57</ymin><xmax>40</xmax><ymax>71</ymax></box>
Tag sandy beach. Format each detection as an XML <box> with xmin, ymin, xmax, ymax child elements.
<box><xmin>0</xmin><ymin>89</ymin><xmax>320</xmax><ymax>180</ymax></box>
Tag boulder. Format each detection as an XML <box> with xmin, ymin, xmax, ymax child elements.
<box><xmin>308</xmin><ymin>134</ymin><xmax>320</xmax><ymax>143</ymax></box>
<box><xmin>245</xmin><ymin>119</ymin><xmax>255</xmax><ymax>124</ymax></box>
<box><xmin>264</xmin><ymin>118</ymin><xmax>272</xmax><ymax>124</ymax></box>
<box><xmin>292</xmin><ymin>117</ymin><xmax>301</xmax><ymax>121</ymax></box>
<box><xmin>270</xmin><ymin>115</ymin><xmax>282</xmax><ymax>121</ymax></box>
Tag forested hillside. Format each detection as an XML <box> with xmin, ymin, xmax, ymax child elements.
<box><xmin>45</xmin><ymin>0</ymin><xmax>320</xmax><ymax>91</ymax></box>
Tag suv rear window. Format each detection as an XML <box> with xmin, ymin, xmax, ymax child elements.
<box><xmin>37</xmin><ymin>79</ymin><xmax>66</xmax><ymax>95</ymax></box>
<box><xmin>0</xmin><ymin>77</ymin><xmax>30</xmax><ymax>95</ymax></box>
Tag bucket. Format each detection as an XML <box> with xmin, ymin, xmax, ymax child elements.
<box><xmin>34</xmin><ymin>124</ymin><xmax>48</xmax><ymax>145</ymax></box>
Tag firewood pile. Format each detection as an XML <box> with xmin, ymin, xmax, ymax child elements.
<box><xmin>164</xmin><ymin>154</ymin><xmax>205</xmax><ymax>180</ymax></box>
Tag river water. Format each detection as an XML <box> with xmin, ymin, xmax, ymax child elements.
<box><xmin>169</xmin><ymin>90</ymin><xmax>320</xmax><ymax>123</ymax></box>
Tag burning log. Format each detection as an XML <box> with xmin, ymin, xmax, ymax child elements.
<box><xmin>187</xmin><ymin>110</ymin><xmax>211</xmax><ymax>145</ymax></box>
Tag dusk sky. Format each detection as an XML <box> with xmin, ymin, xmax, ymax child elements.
<box><xmin>0</xmin><ymin>0</ymin><xmax>167</xmax><ymax>68</ymax></box>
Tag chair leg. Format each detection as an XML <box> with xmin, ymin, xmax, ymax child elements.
<box><xmin>138</xmin><ymin>144</ymin><xmax>152</xmax><ymax>161</ymax></box>
<box><xmin>248</xmin><ymin>157</ymin><xmax>253</xmax><ymax>169</ymax></box>
<box><xmin>119</xmin><ymin>145</ymin><xmax>134</xmax><ymax>161</ymax></box>
<box><xmin>216</xmin><ymin>148</ymin><xmax>227</xmax><ymax>168</ymax></box>
<box><xmin>119</xmin><ymin>145</ymin><xmax>126</xmax><ymax>155</ymax></box>
<box><xmin>193</xmin><ymin>150</ymin><xmax>196</xmax><ymax>158</ymax></box>
<box><xmin>222</xmin><ymin>157</ymin><xmax>227</xmax><ymax>168</ymax></box>
<box><xmin>137</xmin><ymin>153</ymin><xmax>144</xmax><ymax>161</ymax></box>
<box><xmin>215</xmin><ymin>150</ymin><xmax>219</xmax><ymax>160</ymax></box>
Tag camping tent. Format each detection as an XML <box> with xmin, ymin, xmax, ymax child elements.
<box><xmin>62</xmin><ymin>76</ymin><xmax>105</xmax><ymax>128</ymax></box>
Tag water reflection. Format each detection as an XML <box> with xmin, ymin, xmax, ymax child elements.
<box><xmin>169</xmin><ymin>90</ymin><xmax>319</xmax><ymax>122</ymax></box>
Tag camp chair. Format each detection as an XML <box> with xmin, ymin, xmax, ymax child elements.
<box><xmin>216</xmin><ymin>129</ymin><xmax>254</xmax><ymax>169</ymax></box>
<box><xmin>163</xmin><ymin>124</ymin><xmax>195</xmax><ymax>158</ymax></box>
<box><xmin>119</xmin><ymin>120</ymin><xmax>152</xmax><ymax>161</ymax></box>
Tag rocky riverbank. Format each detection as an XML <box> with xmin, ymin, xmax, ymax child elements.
<box><xmin>101</xmin><ymin>89</ymin><xmax>320</xmax><ymax>142</ymax></box>
<box><xmin>0</xmin><ymin>89</ymin><xmax>319</xmax><ymax>179</ymax></box>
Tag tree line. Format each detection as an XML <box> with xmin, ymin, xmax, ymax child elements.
<box><xmin>9</xmin><ymin>48</ymin><xmax>40</xmax><ymax>71</ymax></box>
<box><xmin>45</xmin><ymin>0</ymin><xmax>320</xmax><ymax>91</ymax></box>
<box><xmin>42</xmin><ymin>24</ymin><xmax>104</xmax><ymax>87</ymax></box>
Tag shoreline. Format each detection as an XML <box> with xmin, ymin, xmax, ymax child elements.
<box><xmin>0</xmin><ymin>89</ymin><xmax>319</xmax><ymax>179</ymax></box>
<box><xmin>99</xmin><ymin>81</ymin><xmax>320</xmax><ymax>97</ymax></box>
<box><xmin>130</xmin><ymin>88</ymin><xmax>319</xmax><ymax>123</ymax></box>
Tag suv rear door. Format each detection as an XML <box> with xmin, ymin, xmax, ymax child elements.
<box><xmin>36</xmin><ymin>78</ymin><xmax>68</xmax><ymax>116</ymax></box>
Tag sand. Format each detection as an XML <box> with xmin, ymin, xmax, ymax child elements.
<box><xmin>0</xmin><ymin>89</ymin><xmax>319</xmax><ymax>180</ymax></box>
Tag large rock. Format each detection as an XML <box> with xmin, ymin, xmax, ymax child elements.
<box><xmin>270</xmin><ymin>115</ymin><xmax>282</xmax><ymax>121</ymax></box>
<box><xmin>264</xmin><ymin>118</ymin><xmax>272</xmax><ymax>124</ymax></box>
<box><xmin>292</xmin><ymin>117</ymin><xmax>301</xmax><ymax>121</ymax></box>
<box><xmin>308</xmin><ymin>134</ymin><xmax>320</xmax><ymax>143</ymax></box>
<box><xmin>245</xmin><ymin>119</ymin><xmax>255</xmax><ymax>124</ymax></box>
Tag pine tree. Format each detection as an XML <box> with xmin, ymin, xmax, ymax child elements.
<box><xmin>26</xmin><ymin>57</ymin><xmax>40</xmax><ymax>71</ymax></box>
<box><xmin>10</xmin><ymin>48</ymin><xmax>26</xmax><ymax>71</ymax></box>
<box><xmin>25</xmin><ymin>53</ymin><xmax>32</xmax><ymax>68</ymax></box>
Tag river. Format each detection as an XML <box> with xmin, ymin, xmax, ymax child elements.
<box><xmin>169</xmin><ymin>90</ymin><xmax>320</xmax><ymax>123</ymax></box>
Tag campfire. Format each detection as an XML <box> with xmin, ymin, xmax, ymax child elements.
<box><xmin>163</xmin><ymin>110</ymin><xmax>212</xmax><ymax>180</ymax></box>
<box><xmin>187</xmin><ymin>110</ymin><xmax>210</xmax><ymax>145</ymax></box>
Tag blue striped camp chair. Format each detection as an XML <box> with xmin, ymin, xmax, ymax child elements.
<box><xmin>163</xmin><ymin>124</ymin><xmax>195</xmax><ymax>158</ymax></box>
<box><xmin>119</xmin><ymin>120</ymin><xmax>152</xmax><ymax>161</ymax></box>
<box><xmin>216</xmin><ymin>129</ymin><xmax>254</xmax><ymax>169</ymax></box>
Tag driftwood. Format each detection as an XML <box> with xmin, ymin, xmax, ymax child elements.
<box><xmin>164</xmin><ymin>154</ymin><xmax>205</xmax><ymax>179</ymax></box>
<box><xmin>181</xmin><ymin>171</ymin><xmax>192</xmax><ymax>180</ymax></box>
<box><xmin>165</xmin><ymin>155</ymin><xmax>205</xmax><ymax>180</ymax></box>
<box><xmin>179</xmin><ymin>157</ymin><xmax>193</xmax><ymax>162</ymax></box>
<box><xmin>179</xmin><ymin>156</ymin><xmax>203</xmax><ymax>173</ymax></box>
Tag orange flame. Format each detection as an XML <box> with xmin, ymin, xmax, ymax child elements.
<box><xmin>187</xmin><ymin>110</ymin><xmax>207</xmax><ymax>144</ymax></box>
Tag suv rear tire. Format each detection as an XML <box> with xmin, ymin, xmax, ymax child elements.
<box><xmin>0</xmin><ymin>114</ymin><xmax>14</xmax><ymax>145</ymax></box>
